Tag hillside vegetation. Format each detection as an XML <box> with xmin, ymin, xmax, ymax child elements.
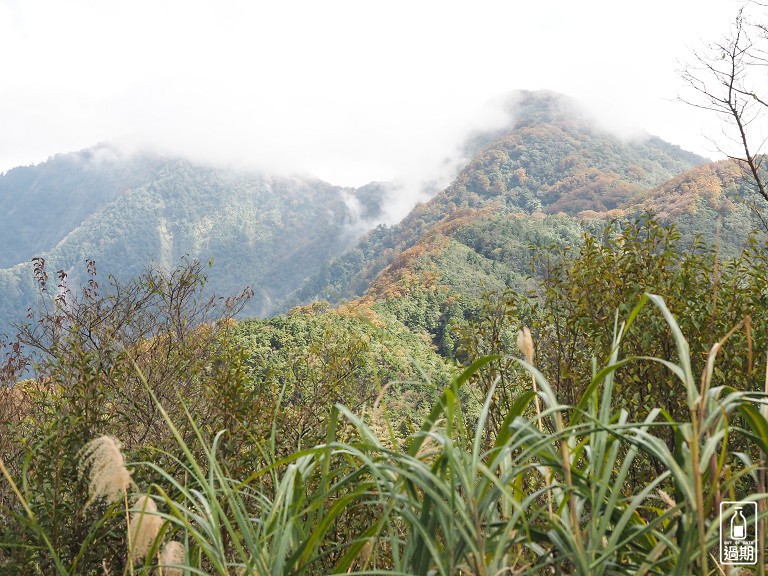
<box><xmin>0</xmin><ymin>147</ymin><xmax>388</xmax><ymax>336</ymax></box>
<box><xmin>2</xmin><ymin>214</ymin><xmax>768</xmax><ymax>574</ymax></box>
<box><xmin>291</xmin><ymin>91</ymin><xmax>720</xmax><ymax>309</ymax></box>
<box><xmin>2</xmin><ymin>90</ymin><xmax>768</xmax><ymax>573</ymax></box>
<box><xmin>3</xmin><ymin>91</ymin><xmax>762</xmax><ymax>341</ymax></box>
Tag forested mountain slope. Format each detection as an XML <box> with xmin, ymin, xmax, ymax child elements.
<box><xmin>0</xmin><ymin>148</ymin><xmax>386</xmax><ymax>336</ymax></box>
<box><xmin>2</xmin><ymin>90</ymin><xmax>763</xmax><ymax>342</ymax></box>
<box><xmin>0</xmin><ymin>146</ymin><xmax>170</xmax><ymax>268</ymax></box>
<box><xmin>630</xmin><ymin>159</ymin><xmax>765</xmax><ymax>253</ymax></box>
<box><xmin>290</xmin><ymin>91</ymin><xmax>707</xmax><ymax>310</ymax></box>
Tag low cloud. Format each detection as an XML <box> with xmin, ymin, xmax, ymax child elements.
<box><xmin>109</xmin><ymin>88</ymin><xmax>511</xmax><ymax>226</ymax></box>
<box><xmin>1</xmin><ymin>0</ymin><xmax>737</xmax><ymax>218</ymax></box>
<box><xmin>573</xmin><ymin>96</ymin><xmax>652</xmax><ymax>144</ymax></box>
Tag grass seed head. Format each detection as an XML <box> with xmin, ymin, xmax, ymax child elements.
<box><xmin>130</xmin><ymin>495</ymin><xmax>162</xmax><ymax>561</ymax></box>
<box><xmin>517</xmin><ymin>327</ymin><xmax>534</xmax><ymax>364</ymax></box>
<box><xmin>658</xmin><ymin>490</ymin><xmax>677</xmax><ymax>509</ymax></box>
<box><xmin>159</xmin><ymin>540</ymin><xmax>185</xmax><ymax>576</ymax></box>
<box><xmin>77</xmin><ymin>436</ymin><xmax>134</xmax><ymax>510</ymax></box>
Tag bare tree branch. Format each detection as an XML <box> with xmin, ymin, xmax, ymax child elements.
<box><xmin>679</xmin><ymin>5</ymin><xmax>768</xmax><ymax>228</ymax></box>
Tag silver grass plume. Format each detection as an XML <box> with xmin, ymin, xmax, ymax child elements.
<box><xmin>130</xmin><ymin>495</ymin><xmax>163</xmax><ymax>561</ymax></box>
<box><xmin>159</xmin><ymin>540</ymin><xmax>185</xmax><ymax>576</ymax></box>
<box><xmin>516</xmin><ymin>327</ymin><xmax>534</xmax><ymax>364</ymax></box>
<box><xmin>77</xmin><ymin>436</ymin><xmax>134</xmax><ymax>510</ymax></box>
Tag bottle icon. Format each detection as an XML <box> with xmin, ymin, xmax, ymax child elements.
<box><xmin>731</xmin><ymin>507</ymin><xmax>747</xmax><ymax>540</ymax></box>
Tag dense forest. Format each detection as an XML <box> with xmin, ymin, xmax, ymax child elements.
<box><xmin>2</xmin><ymin>90</ymin><xmax>768</xmax><ymax>574</ymax></box>
<box><xmin>0</xmin><ymin>145</ymin><xmax>391</xmax><ymax>333</ymax></box>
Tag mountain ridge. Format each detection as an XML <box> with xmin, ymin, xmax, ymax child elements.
<box><xmin>289</xmin><ymin>91</ymin><xmax>711</xmax><ymax>310</ymax></box>
<box><xmin>0</xmin><ymin>147</ymin><xmax>391</xmax><ymax>335</ymax></box>
<box><xmin>0</xmin><ymin>90</ymin><xmax>761</xmax><ymax>340</ymax></box>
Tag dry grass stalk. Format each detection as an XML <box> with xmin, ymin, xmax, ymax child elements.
<box><xmin>77</xmin><ymin>436</ymin><xmax>134</xmax><ymax>510</ymax></box>
<box><xmin>367</xmin><ymin>383</ymin><xmax>398</xmax><ymax>449</ymax></box>
<box><xmin>517</xmin><ymin>327</ymin><xmax>554</xmax><ymax>518</ymax></box>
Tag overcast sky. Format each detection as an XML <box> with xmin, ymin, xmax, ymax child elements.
<box><xmin>0</xmin><ymin>0</ymin><xmax>746</xmax><ymax>188</ymax></box>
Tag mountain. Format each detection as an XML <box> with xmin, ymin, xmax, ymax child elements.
<box><xmin>290</xmin><ymin>90</ymin><xmax>709</xmax><ymax>310</ymax></box>
<box><xmin>1</xmin><ymin>90</ymin><xmax>762</xmax><ymax>342</ymax></box>
<box><xmin>0</xmin><ymin>145</ymin><xmax>388</xmax><ymax>336</ymax></box>
<box><xmin>0</xmin><ymin>147</ymin><xmax>170</xmax><ymax>268</ymax></box>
